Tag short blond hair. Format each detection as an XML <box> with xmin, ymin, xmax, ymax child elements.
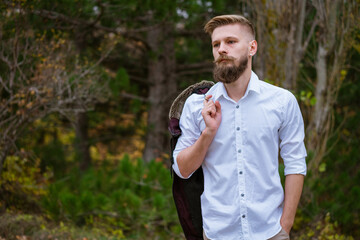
<box><xmin>204</xmin><ymin>15</ymin><xmax>255</xmax><ymax>39</ymax></box>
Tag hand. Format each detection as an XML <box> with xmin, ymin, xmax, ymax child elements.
<box><xmin>201</xmin><ymin>95</ymin><xmax>222</xmax><ymax>136</ymax></box>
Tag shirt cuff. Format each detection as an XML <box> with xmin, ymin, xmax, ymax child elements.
<box><xmin>172</xmin><ymin>153</ymin><xmax>193</xmax><ymax>179</ymax></box>
<box><xmin>284</xmin><ymin>157</ymin><xmax>307</xmax><ymax>176</ymax></box>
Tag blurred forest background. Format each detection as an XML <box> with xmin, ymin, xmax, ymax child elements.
<box><xmin>0</xmin><ymin>0</ymin><xmax>359</xmax><ymax>239</ymax></box>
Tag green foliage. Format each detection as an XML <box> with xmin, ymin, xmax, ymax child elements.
<box><xmin>0</xmin><ymin>155</ymin><xmax>51</xmax><ymax>212</ymax></box>
<box><xmin>301</xmin><ymin>39</ymin><xmax>360</xmax><ymax>238</ymax></box>
<box><xmin>0</xmin><ymin>211</ymin><xmax>125</xmax><ymax>240</ymax></box>
<box><xmin>110</xmin><ymin>68</ymin><xmax>130</xmax><ymax>95</ymax></box>
<box><xmin>34</xmin><ymin>138</ymin><xmax>68</xmax><ymax>178</ymax></box>
<box><xmin>295</xmin><ymin>213</ymin><xmax>354</xmax><ymax>240</ymax></box>
<box><xmin>21</xmin><ymin>115</ymin><xmax>77</xmax><ymax>178</ymax></box>
<box><xmin>0</xmin><ymin>212</ymin><xmax>47</xmax><ymax>239</ymax></box>
<box><xmin>41</xmin><ymin>155</ymin><xmax>181</xmax><ymax>239</ymax></box>
<box><xmin>309</xmin><ymin>120</ymin><xmax>360</xmax><ymax>236</ymax></box>
<box><xmin>300</xmin><ymin>90</ymin><xmax>317</xmax><ymax>107</ymax></box>
<box><xmin>1</xmin><ymin>0</ymin><xmax>359</xmax><ymax>239</ymax></box>
<box><xmin>278</xmin><ymin>162</ymin><xmax>285</xmax><ymax>186</ymax></box>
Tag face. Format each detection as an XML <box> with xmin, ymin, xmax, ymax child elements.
<box><xmin>211</xmin><ymin>24</ymin><xmax>255</xmax><ymax>83</ymax></box>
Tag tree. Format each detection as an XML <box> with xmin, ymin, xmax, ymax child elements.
<box><xmin>249</xmin><ymin>0</ymin><xmax>317</xmax><ymax>88</ymax></box>
<box><xmin>246</xmin><ymin>0</ymin><xmax>358</xmax><ymax>174</ymax></box>
<box><xmin>20</xmin><ymin>0</ymin><xmax>224</xmax><ymax>162</ymax></box>
<box><xmin>0</xmin><ymin>5</ymin><xmax>113</xmax><ymax>174</ymax></box>
<box><xmin>306</xmin><ymin>0</ymin><xmax>358</xmax><ymax>172</ymax></box>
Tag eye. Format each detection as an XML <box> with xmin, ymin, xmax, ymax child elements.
<box><xmin>213</xmin><ymin>43</ymin><xmax>219</xmax><ymax>48</ymax></box>
<box><xmin>227</xmin><ymin>40</ymin><xmax>236</xmax><ymax>44</ymax></box>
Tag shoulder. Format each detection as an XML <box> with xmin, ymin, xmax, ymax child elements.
<box><xmin>186</xmin><ymin>92</ymin><xmax>206</xmax><ymax>102</ymax></box>
<box><xmin>184</xmin><ymin>81</ymin><xmax>218</xmax><ymax>106</ymax></box>
<box><xmin>258</xmin><ymin>80</ymin><xmax>287</xmax><ymax>95</ymax></box>
<box><xmin>257</xmin><ymin>80</ymin><xmax>299</xmax><ymax>109</ymax></box>
<box><xmin>183</xmin><ymin>93</ymin><xmax>205</xmax><ymax>113</ymax></box>
<box><xmin>170</xmin><ymin>80</ymin><xmax>213</xmax><ymax>120</ymax></box>
<box><xmin>260</xmin><ymin>80</ymin><xmax>294</xmax><ymax>98</ymax></box>
<box><xmin>179</xmin><ymin>93</ymin><xmax>205</xmax><ymax>127</ymax></box>
<box><xmin>205</xmin><ymin>82</ymin><xmax>222</xmax><ymax>95</ymax></box>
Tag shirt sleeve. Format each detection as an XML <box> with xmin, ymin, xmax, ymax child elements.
<box><xmin>279</xmin><ymin>92</ymin><xmax>307</xmax><ymax>176</ymax></box>
<box><xmin>172</xmin><ymin>95</ymin><xmax>202</xmax><ymax>179</ymax></box>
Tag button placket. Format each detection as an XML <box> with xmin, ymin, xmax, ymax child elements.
<box><xmin>235</xmin><ymin>104</ymin><xmax>249</xmax><ymax>239</ymax></box>
<box><xmin>235</xmin><ymin>103</ymin><xmax>249</xmax><ymax>237</ymax></box>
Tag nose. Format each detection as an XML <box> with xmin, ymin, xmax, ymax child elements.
<box><xmin>218</xmin><ymin>42</ymin><xmax>227</xmax><ymax>54</ymax></box>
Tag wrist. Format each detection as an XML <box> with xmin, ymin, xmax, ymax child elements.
<box><xmin>202</xmin><ymin>127</ymin><xmax>218</xmax><ymax>137</ymax></box>
<box><xmin>280</xmin><ymin>217</ymin><xmax>293</xmax><ymax>234</ymax></box>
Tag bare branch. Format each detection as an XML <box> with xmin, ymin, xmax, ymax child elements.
<box><xmin>176</xmin><ymin>62</ymin><xmax>213</xmax><ymax>71</ymax></box>
<box><xmin>302</xmin><ymin>17</ymin><xmax>319</xmax><ymax>55</ymax></box>
<box><xmin>120</xmin><ymin>92</ymin><xmax>148</xmax><ymax>102</ymax></box>
<box><xmin>30</xmin><ymin>8</ymin><xmax>151</xmax><ymax>50</ymax></box>
<box><xmin>0</xmin><ymin>23</ymin><xmax>114</xmax><ymax>172</ymax></box>
<box><xmin>0</xmin><ymin>76</ymin><xmax>11</xmax><ymax>93</ymax></box>
<box><xmin>176</xmin><ymin>68</ymin><xmax>213</xmax><ymax>77</ymax></box>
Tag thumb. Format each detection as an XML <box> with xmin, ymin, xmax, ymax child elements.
<box><xmin>215</xmin><ymin>101</ymin><xmax>221</xmax><ymax>113</ymax></box>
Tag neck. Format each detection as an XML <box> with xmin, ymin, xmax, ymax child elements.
<box><xmin>224</xmin><ymin>67</ymin><xmax>252</xmax><ymax>102</ymax></box>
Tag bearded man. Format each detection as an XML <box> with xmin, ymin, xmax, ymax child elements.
<box><xmin>172</xmin><ymin>15</ymin><xmax>307</xmax><ymax>240</ymax></box>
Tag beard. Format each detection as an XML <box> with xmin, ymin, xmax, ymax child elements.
<box><xmin>213</xmin><ymin>54</ymin><xmax>248</xmax><ymax>84</ymax></box>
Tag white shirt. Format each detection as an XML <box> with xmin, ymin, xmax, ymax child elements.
<box><xmin>173</xmin><ymin>71</ymin><xmax>307</xmax><ymax>240</ymax></box>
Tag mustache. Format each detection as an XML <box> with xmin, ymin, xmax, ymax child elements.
<box><xmin>213</xmin><ymin>55</ymin><xmax>236</xmax><ymax>64</ymax></box>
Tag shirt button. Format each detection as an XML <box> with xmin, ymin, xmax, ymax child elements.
<box><xmin>241</xmin><ymin>193</ymin><xmax>245</xmax><ymax>197</ymax></box>
<box><xmin>236</xmin><ymin>127</ymin><xmax>240</xmax><ymax>131</ymax></box>
<box><xmin>238</xmin><ymin>149</ymin><xmax>241</xmax><ymax>153</ymax></box>
<box><xmin>239</xmin><ymin>171</ymin><xmax>243</xmax><ymax>175</ymax></box>
<box><xmin>236</xmin><ymin>105</ymin><xmax>239</xmax><ymax>109</ymax></box>
<box><xmin>242</xmin><ymin>214</ymin><xmax>246</xmax><ymax>218</ymax></box>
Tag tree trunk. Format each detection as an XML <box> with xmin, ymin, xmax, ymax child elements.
<box><xmin>307</xmin><ymin>44</ymin><xmax>330</xmax><ymax>169</ymax></box>
<box><xmin>143</xmin><ymin>23</ymin><xmax>177</xmax><ymax>162</ymax></box>
<box><xmin>252</xmin><ymin>0</ymin><xmax>267</xmax><ymax>80</ymax></box>
<box><xmin>250</xmin><ymin>0</ymin><xmax>309</xmax><ymax>89</ymax></box>
<box><xmin>313</xmin><ymin>45</ymin><xmax>329</xmax><ymax>136</ymax></box>
<box><xmin>306</xmin><ymin>0</ymin><xmax>343</xmax><ymax>172</ymax></box>
<box><xmin>75</xmin><ymin>112</ymin><xmax>91</xmax><ymax>170</ymax></box>
<box><xmin>283</xmin><ymin>0</ymin><xmax>307</xmax><ymax>90</ymax></box>
<box><xmin>0</xmin><ymin>146</ymin><xmax>9</xmax><ymax>178</ymax></box>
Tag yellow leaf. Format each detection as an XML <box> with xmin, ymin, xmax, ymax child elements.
<box><xmin>319</xmin><ymin>163</ymin><xmax>326</xmax><ymax>173</ymax></box>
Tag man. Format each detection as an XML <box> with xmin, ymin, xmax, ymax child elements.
<box><xmin>172</xmin><ymin>15</ymin><xmax>307</xmax><ymax>240</ymax></box>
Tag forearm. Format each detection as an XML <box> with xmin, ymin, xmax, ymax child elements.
<box><xmin>176</xmin><ymin>128</ymin><xmax>216</xmax><ymax>178</ymax></box>
<box><xmin>280</xmin><ymin>174</ymin><xmax>304</xmax><ymax>233</ymax></box>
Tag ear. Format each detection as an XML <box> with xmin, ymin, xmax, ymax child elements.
<box><xmin>248</xmin><ymin>40</ymin><xmax>257</xmax><ymax>57</ymax></box>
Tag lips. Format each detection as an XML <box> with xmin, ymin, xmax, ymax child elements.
<box><xmin>215</xmin><ymin>57</ymin><xmax>235</xmax><ymax>64</ymax></box>
<box><xmin>217</xmin><ymin>59</ymin><xmax>234</xmax><ymax>65</ymax></box>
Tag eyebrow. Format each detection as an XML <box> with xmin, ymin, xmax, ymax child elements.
<box><xmin>212</xmin><ymin>36</ymin><xmax>239</xmax><ymax>44</ymax></box>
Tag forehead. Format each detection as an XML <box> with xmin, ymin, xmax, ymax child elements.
<box><xmin>211</xmin><ymin>23</ymin><xmax>251</xmax><ymax>42</ymax></box>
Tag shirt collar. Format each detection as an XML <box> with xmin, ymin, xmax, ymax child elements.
<box><xmin>247</xmin><ymin>70</ymin><xmax>261</xmax><ymax>95</ymax></box>
<box><xmin>212</xmin><ymin>71</ymin><xmax>261</xmax><ymax>101</ymax></box>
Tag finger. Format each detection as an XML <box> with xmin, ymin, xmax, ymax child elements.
<box><xmin>206</xmin><ymin>101</ymin><xmax>215</xmax><ymax>112</ymax></box>
<box><xmin>208</xmin><ymin>104</ymin><xmax>216</xmax><ymax>117</ymax></box>
<box><xmin>206</xmin><ymin>100</ymin><xmax>214</xmax><ymax>107</ymax></box>
<box><xmin>208</xmin><ymin>108</ymin><xmax>216</xmax><ymax>117</ymax></box>
<box><xmin>203</xmin><ymin>95</ymin><xmax>212</xmax><ymax>104</ymax></box>
<box><xmin>205</xmin><ymin>94</ymin><xmax>212</xmax><ymax>101</ymax></box>
<box><xmin>215</xmin><ymin>101</ymin><xmax>221</xmax><ymax>113</ymax></box>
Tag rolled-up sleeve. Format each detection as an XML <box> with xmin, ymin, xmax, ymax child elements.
<box><xmin>172</xmin><ymin>95</ymin><xmax>202</xmax><ymax>179</ymax></box>
<box><xmin>279</xmin><ymin>92</ymin><xmax>307</xmax><ymax>176</ymax></box>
